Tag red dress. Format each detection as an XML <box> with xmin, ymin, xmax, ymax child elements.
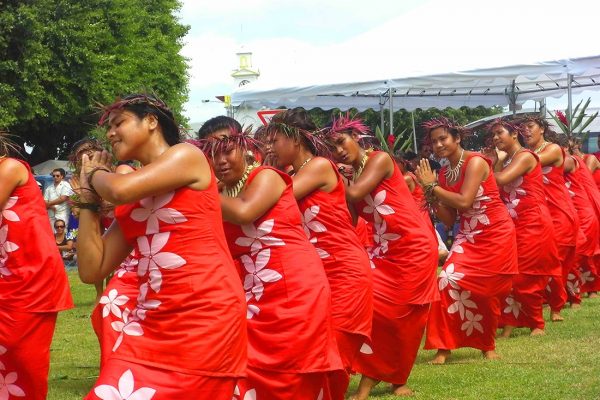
<box><xmin>541</xmin><ymin>148</ymin><xmax>579</xmax><ymax>311</ymax></box>
<box><xmin>352</xmin><ymin>151</ymin><xmax>438</xmax><ymax>386</ymax></box>
<box><xmin>86</xmin><ymin>177</ymin><xmax>247</xmax><ymax>400</ymax></box>
<box><xmin>223</xmin><ymin>166</ymin><xmax>342</xmax><ymax>400</ymax></box>
<box><xmin>0</xmin><ymin>158</ymin><xmax>73</xmax><ymax>400</ymax></box>
<box><xmin>577</xmin><ymin>154</ymin><xmax>600</xmax><ymax>292</ymax></box>
<box><xmin>91</xmin><ymin>251</ymin><xmax>139</xmax><ymax>367</ymax></box>
<box><xmin>425</xmin><ymin>154</ymin><xmax>518</xmax><ymax>352</ymax></box>
<box><xmin>497</xmin><ymin>151</ymin><xmax>560</xmax><ymax>330</ymax></box>
<box><xmin>296</xmin><ymin>158</ymin><xmax>373</xmax><ymax>399</ymax></box>
<box><xmin>566</xmin><ymin>156</ymin><xmax>600</xmax><ymax>295</ymax></box>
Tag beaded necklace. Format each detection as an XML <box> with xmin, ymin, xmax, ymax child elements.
<box><xmin>223</xmin><ymin>161</ymin><xmax>260</xmax><ymax>198</ymax></box>
<box><xmin>445</xmin><ymin>148</ymin><xmax>465</xmax><ymax>183</ymax></box>
<box><xmin>503</xmin><ymin>146</ymin><xmax>523</xmax><ymax>167</ymax></box>
<box><xmin>292</xmin><ymin>157</ymin><xmax>312</xmax><ymax>175</ymax></box>
<box><xmin>353</xmin><ymin>148</ymin><xmax>373</xmax><ymax>181</ymax></box>
<box><xmin>534</xmin><ymin>141</ymin><xmax>548</xmax><ymax>154</ymax></box>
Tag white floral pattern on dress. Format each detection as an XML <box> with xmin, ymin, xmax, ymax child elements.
<box><xmin>235</xmin><ymin>220</ymin><xmax>285</xmax><ymax>255</ymax></box>
<box><xmin>366</xmin><ymin>246</ymin><xmax>380</xmax><ymax>269</ymax></box>
<box><xmin>116</xmin><ymin>255</ymin><xmax>138</xmax><ymax>278</ymax></box>
<box><xmin>0</xmin><ymin>345</ymin><xmax>5</xmax><ymax>370</ymax></box>
<box><xmin>137</xmin><ymin>232</ymin><xmax>186</xmax><ymax>293</ymax></box>
<box><xmin>100</xmin><ymin>289</ymin><xmax>130</xmax><ymax>319</ymax></box>
<box><xmin>130</xmin><ymin>283</ymin><xmax>161</xmax><ymax>321</ymax></box>
<box><xmin>0</xmin><ymin>226</ymin><xmax>19</xmax><ymax>278</ymax></box>
<box><xmin>111</xmin><ymin>308</ymin><xmax>144</xmax><ymax>352</ymax></box>
<box><xmin>372</xmin><ymin>220</ymin><xmax>400</xmax><ymax>254</ymax></box>
<box><xmin>130</xmin><ymin>192</ymin><xmax>187</xmax><ymax>235</ymax></box>
<box><xmin>503</xmin><ymin>295</ymin><xmax>521</xmax><ymax>318</ymax></box>
<box><xmin>0</xmin><ymin>370</ymin><xmax>26</xmax><ymax>399</ymax></box>
<box><xmin>94</xmin><ymin>369</ymin><xmax>156</xmax><ymax>400</ymax></box>
<box><xmin>438</xmin><ymin>263</ymin><xmax>464</xmax><ymax>290</ymax></box>
<box><xmin>541</xmin><ymin>166</ymin><xmax>552</xmax><ymax>185</ymax></box>
<box><xmin>447</xmin><ymin>289</ymin><xmax>477</xmax><ymax>320</ymax></box>
<box><xmin>566</xmin><ymin>273</ymin><xmax>580</xmax><ymax>296</ymax></box>
<box><xmin>359</xmin><ymin>343</ymin><xmax>374</xmax><ymax>354</ymax></box>
<box><xmin>302</xmin><ymin>206</ymin><xmax>329</xmax><ymax>259</ymax></box>
<box><xmin>461</xmin><ymin>310</ymin><xmax>484</xmax><ymax>336</ymax></box>
<box><xmin>232</xmin><ymin>387</ymin><xmax>256</xmax><ymax>400</ymax></box>
<box><xmin>362</xmin><ymin>190</ymin><xmax>394</xmax><ymax>223</ymax></box>
<box><xmin>241</xmin><ymin>249</ymin><xmax>282</xmax><ymax>301</ymax></box>
<box><xmin>0</xmin><ymin>197</ymin><xmax>19</xmax><ymax>226</ymax></box>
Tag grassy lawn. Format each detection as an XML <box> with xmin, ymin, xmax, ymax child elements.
<box><xmin>49</xmin><ymin>271</ymin><xmax>600</xmax><ymax>399</ymax></box>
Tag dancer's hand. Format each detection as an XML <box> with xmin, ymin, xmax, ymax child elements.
<box><xmin>416</xmin><ymin>158</ymin><xmax>437</xmax><ymax>186</ymax></box>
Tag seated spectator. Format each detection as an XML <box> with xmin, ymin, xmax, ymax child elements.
<box><xmin>54</xmin><ymin>219</ymin><xmax>75</xmax><ymax>262</ymax></box>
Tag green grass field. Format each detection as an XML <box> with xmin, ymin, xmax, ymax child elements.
<box><xmin>48</xmin><ymin>272</ymin><xmax>600</xmax><ymax>399</ymax></box>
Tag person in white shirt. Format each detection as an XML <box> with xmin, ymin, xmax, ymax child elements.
<box><xmin>44</xmin><ymin>168</ymin><xmax>73</xmax><ymax>230</ymax></box>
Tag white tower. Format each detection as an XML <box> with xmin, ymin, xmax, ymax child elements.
<box><xmin>231</xmin><ymin>52</ymin><xmax>260</xmax><ymax>88</ymax></box>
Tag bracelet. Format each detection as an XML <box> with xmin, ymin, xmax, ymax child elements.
<box><xmin>77</xmin><ymin>202</ymin><xmax>101</xmax><ymax>213</ymax></box>
<box><xmin>424</xmin><ymin>182</ymin><xmax>439</xmax><ymax>204</ymax></box>
<box><xmin>87</xmin><ymin>167</ymin><xmax>111</xmax><ymax>195</ymax></box>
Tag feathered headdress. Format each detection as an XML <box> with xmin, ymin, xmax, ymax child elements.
<box><xmin>263</xmin><ymin>120</ymin><xmax>331</xmax><ymax>157</ymax></box>
<box><xmin>484</xmin><ymin>118</ymin><xmax>527</xmax><ymax>137</ymax></box>
<box><xmin>190</xmin><ymin>124</ymin><xmax>264</xmax><ymax>161</ymax></box>
<box><xmin>0</xmin><ymin>131</ymin><xmax>21</xmax><ymax>158</ymax></box>
<box><xmin>68</xmin><ymin>137</ymin><xmax>106</xmax><ymax>174</ymax></box>
<box><xmin>97</xmin><ymin>93</ymin><xmax>181</xmax><ymax>131</ymax></box>
<box><xmin>319</xmin><ymin>113</ymin><xmax>378</xmax><ymax>149</ymax></box>
<box><xmin>421</xmin><ymin>117</ymin><xmax>470</xmax><ymax>136</ymax></box>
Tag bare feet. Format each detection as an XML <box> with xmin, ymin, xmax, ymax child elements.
<box><xmin>588</xmin><ymin>292</ymin><xmax>598</xmax><ymax>299</ymax></box>
<box><xmin>497</xmin><ymin>325</ymin><xmax>514</xmax><ymax>339</ymax></box>
<box><xmin>551</xmin><ymin>311</ymin><xmax>564</xmax><ymax>322</ymax></box>
<box><xmin>571</xmin><ymin>303</ymin><xmax>582</xmax><ymax>309</ymax></box>
<box><xmin>391</xmin><ymin>384</ymin><xmax>415</xmax><ymax>397</ymax></box>
<box><xmin>430</xmin><ymin>349</ymin><xmax>451</xmax><ymax>364</ymax></box>
<box><xmin>482</xmin><ymin>350</ymin><xmax>501</xmax><ymax>360</ymax></box>
<box><xmin>530</xmin><ymin>328</ymin><xmax>545</xmax><ymax>336</ymax></box>
<box><xmin>351</xmin><ymin>375</ymin><xmax>380</xmax><ymax>400</ymax></box>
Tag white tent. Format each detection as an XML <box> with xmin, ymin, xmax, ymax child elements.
<box><xmin>231</xmin><ymin>0</ymin><xmax>600</xmax><ymax>114</ymax></box>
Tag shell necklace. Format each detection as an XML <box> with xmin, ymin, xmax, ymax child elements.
<box><xmin>445</xmin><ymin>148</ymin><xmax>465</xmax><ymax>183</ymax></box>
<box><xmin>223</xmin><ymin>161</ymin><xmax>260</xmax><ymax>198</ymax></box>
<box><xmin>534</xmin><ymin>141</ymin><xmax>548</xmax><ymax>154</ymax></box>
<box><xmin>353</xmin><ymin>148</ymin><xmax>373</xmax><ymax>181</ymax></box>
<box><xmin>292</xmin><ymin>157</ymin><xmax>312</xmax><ymax>175</ymax></box>
<box><xmin>503</xmin><ymin>146</ymin><xmax>523</xmax><ymax>167</ymax></box>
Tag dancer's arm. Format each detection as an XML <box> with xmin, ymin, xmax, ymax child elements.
<box><xmin>220</xmin><ymin>168</ymin><xmax>287</xmax><ymax>225</ymax></box>
<box><xmin>0</xmin><ymin>158</ymin><xmax>28</xmax><ymax>209</ymax></box>
<box><xmin>494</xmin><ymin>152</ymin><xmax>536</xmax><ymax>186</ymax></box>
<box><xmin>537</xmin><ymin>143</ymin><xmax>563</xmax><ymax>168</ymax></box>
<box><xmin>345</xmin><ymin>152</ymin><xmax>394</xmax><ymax>203</ymax></box>
<box><xmin>291</xmin><ymin>157</ymin><xmax>337</xmax><ymax>200</ymax></box>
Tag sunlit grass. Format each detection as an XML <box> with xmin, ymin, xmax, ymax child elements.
<box><xmin>48</xmin><ymin>272</ymin><xmax>600</xmax><ymax>399</ymax></box>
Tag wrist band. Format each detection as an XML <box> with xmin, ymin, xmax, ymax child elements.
<box><xmin>77</xmin><ymin>202</ymin><xmax>101</xmax><ymax>213</ymax></box>
<box><xmin>87</xmin><ymin>167</ymin><xmax>111</xmax><ymax>195</ymax></box>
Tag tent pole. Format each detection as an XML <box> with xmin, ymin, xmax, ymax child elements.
<box><xmin>411</xmin><ymin>111</ymin><xmax>417</xmax><ymax>152</ymax></box>
<box><xmin>380</xmin><ymin>93</ymin><xmax>385</xmax><ymax>133</ymax></box>
<box><xmin>510</xmin><ymin>80</ymin><xmax>517</xmax><ymax>116</ymax></box>
<box><xmin>389</xmin><ymin>89</ymin><xmax>394</xmax><ymax>138</ymax></box>
<box><xmin>567</xmin><ymin>74</ymin><xmax>573</xmax><ymax>137</ymax></box>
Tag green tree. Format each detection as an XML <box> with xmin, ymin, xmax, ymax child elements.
<box><xmin>0</xmin><ymin>0</ymin><xmax>189</xmax><ymax>163</ymax></box>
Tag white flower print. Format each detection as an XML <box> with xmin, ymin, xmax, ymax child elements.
<box><xmin>301</xmin><ymin>206</ymin><xmax>327</xmax><ymax>238</ymax></box>
<box><xmin>502</xmin><ymin>176</ymin><xmax>526</xmax><ymax>200</ymax></box>
<box><xmin>460</xmin><ymin>310</ymin><xmax>484</xmax><ymax>336</ymax></box>
<box><xmin>317</xmin><ymin>388</ymin><xmax>324</xmax><ymax>400</ymax></box>
<box><xmin>246</xmin><ymin>304</ymin><xmax>260</xmax><ymax>320</ymax></box>
<box><xmin>94</xmin><ymin>369</ymin><xmax>156</xmax><ymax>400</ymax></box>
<box><xmin>111</xmin><ymin>309</ymin><xmax>143</xmax><ymax>352</ymax></box>
<box><xmin>541</xmin><ymin>166</ymin><xmax>552</xmax><ymax>184</ymax></box>
<box><xmin>566</xmin><ymin>273</ymin><xmax>580</xmax><ymax>296</ymax></box>
<box><xmin>130</xmin><ymin>283</ymin><xmax>161</xmax><ymax>321</ymax></box>
<box><xmin>372</xmin><ymin>220</ymin><xmax>400</xmax><ymax>254</ymax></box>
<box><xmin>362</xmin><ymin>190</ymin><xmax>394</xmax><ymax>222</ymax></box>
<box><xmin>232</xmin><ymin>387</ymin><xmax>256</xmax><ymax>400</ymax></box>
<box><xmin>367</xmin><ymin>246</ymin><xmax>380</xmax><ymax>269</ymax></box>
<box><xmin>130</xmin><ymin>192</ymin><xmax>187</xmax><ymax>235</ymax></box>
<box><xmin>0</xmin><ymin>345</ymin><xmax>5</xmax><ymax>370</ymax></box>
<box><xmin>242</xmin><ymin>249</ymin><xmax>282</xmax><ymax>301</ymax></box>
<box><xmin>471</xmin><ymin>186</ymin><xmax>491</xmax><ymax>210</ymax></box>
<box><xmin>309</xmin><ymin>237</ymin><xmax>330</xmax><ymax>259</ymax></box>
<box><xmin>438</xmin><ymin>263</ymin><xmax>465</xmax><ymax>290</ymax></box>
<box><xmin>116</xmin><ymin>255</ymin><xmax>138</xmax><ymax>278</ymax></box>
<box><xmin>0</xmin><ymin>197</ymin><xmax>19</xmax><ymax>225</ymax></box>
<box><xmin>447</xmin><ymin>289</ymin><xmax>477</xmax><ymax>319</ymax></box>
<box><xmin>447</xmin><ymin>236</ymin><xmax>465</xmax><ymax>259</ymax></box>
<box><xmin>565</xmin><ymin>181</ymin><xmax>575</xmax><ymax>198</ymax></box>
<box><xmin>100</xmin><ymin>289</ymin><xmax>130</xmax><ymax>319</ymax></box>
<box><xmin>137</xmin><ymin>232</ymin><xmax>186</xmax><ymax>293</ymax></box>
<box><xmin>235</xmin><ymin>220</ymin><xmax>285</xmax><ymax>255</ymax></box>
<box><xmin>503</xmin><ymin>295</ymin><xmax>521</xmax><ymax>318</ymax></box>
<box><xmin>504</xmin><ymin>191</ymin><xmax>520</xmax><ymax>219</ymax></box>
<box><xmin>580</xmin><ymin>270</ymin><xmax>594</xmax><ymax>284</ymax></box>
<box><xmin>359</xmin><ymin>343</ymin><xmax>374</xmax><ymax>354</ymax></box>
<box><xmin>0</xmin><ymin>371</ymin><xmax>25</xmax><ymax>399</ymax></box>
<box><xmin>0</xmin><ymin>226</ymin><xmax>19</xmax><ymax>277</ymax></box>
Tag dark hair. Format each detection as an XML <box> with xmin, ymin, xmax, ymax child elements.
<box><xmin>99</xmin><ymin>93</ymin><xmax>181</xmax><ymax>146</ymax></box>
<box><xmin>487</xmin><ymin>119</ymin><xmax>526</xmax><ymax>147</ymax></box>
<box><xmin>403</xmin><ymin>151</ymin><xmax>418</xmax><ymax>161</ymax></box>
<box><xmin>197</xmin><ymin>116</ymin><xmax>242</xmax><ymax>139</ymax></box>
<box><xmin>517</xmin><ymin>116</ymin><xmax>558</xmax><ymax>143</ymax></box>
<box><xmin>52</xmin><ymin>168</ymin><xmax>66</xmax><ymax>177</ymax></box>
<box><xmin>421</xmin><ymin>117</ymin><xmax>470</xmax><ymax>142</ymax></box>
<box><xmin>69</xmin><ymin>137</ymin><xmax>105</xmax><ymax>174</ymax></box>
<box><xmin>0</xmin><ymin>131</ymin><xmax>22</xmax><ymax>158</ymax></box>
<box><xmin>54</xmin><ymin>219</ymin><xmax>66</xmax><ymax>227</ymax></box>
<box><xmin>266</xmin><ymin>108</ymin><xmax>324</xmax><ymax>154</ymax></box>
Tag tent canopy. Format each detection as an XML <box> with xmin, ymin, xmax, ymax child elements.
<box><xmin>32</xmin><ymin>160</ymin><xmax>71</xmax><ymax>176</ymax></box>
<box><xmin>231</xmin><ymin>0</ymin><xmax>600</xmax><ymax>112</ymax></box>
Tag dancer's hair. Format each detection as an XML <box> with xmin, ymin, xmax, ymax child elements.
<box><xmin>98</xmin><ymin>93</ymin><xmax>182</xmax><ymax>146</ymax></box>
<box><xmin>197</xmin><ymin>116</ymin><xmax>242</xmax><ymax>140</ymax></box>
<box><xmin>263</xmin><ymin>108</ymin><xmax>329</xmax><ymax>155</ymax></box>
<box><xmin>485</xmin><ymin>118</ymin><xmax>526</xmax><ymax>146</ymax></box>
<box><xmin>421</xmin><ymin>117</ymin><xmax>470</xmax><ymax>141</ymax></box>
<box><xmin>68</xmin><ymin>137</ymin><xmax>105</xmax><ymax>174</ymax></box>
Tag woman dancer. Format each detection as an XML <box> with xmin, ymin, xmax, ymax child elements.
<box><xmin>263</xmin><ymin>108</ymin><xmax>373</xmax><ymax>399</ymax></box>
<box><xmin>486</xmin><ymin>119</ymin><xmax>560</xmax><ymax>337</ymax></box>
<box><xmin>322</xmin><ymin>115</ymin><xmax>438</xmax><ymax>398</ymax></box>
<box><xmin>198</xmin><ymin>121</ymin><xmax>343</xmax><ymax>400</ymax></box>
<box><xmin>0</xmin><ymin>134</ymin><xmax>73</xmax><ymax>400</ymax></box>
<box><xmin>417</xmin><ymin>118</ymin><xmax>518</xmax><ymax>364</ymax></box>
<box><xmin>76</xmin><ymin>94</ymin><xmax>247</xmax><ymax>399</ymax></box>
<box><xmin>522</xmin><ymin>116</ymin><xmax>579</xmax><ymax>317</ymax></box>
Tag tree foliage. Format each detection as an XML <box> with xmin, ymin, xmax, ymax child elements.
<box><xmin>0</xmin><ymin>0</ymin><xmax>189</xmax><ymax>163</ymax></box>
